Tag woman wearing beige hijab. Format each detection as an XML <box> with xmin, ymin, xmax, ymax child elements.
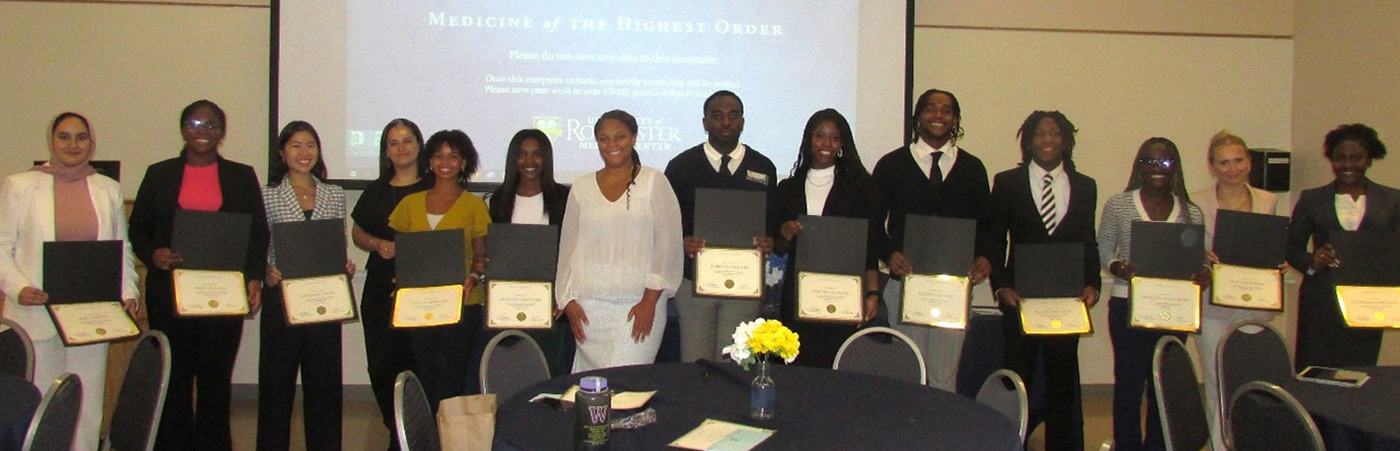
<box><xmin>0</xmin><ymin>112</ymin><xmax>139</xmax><ymax>451</ymax></box>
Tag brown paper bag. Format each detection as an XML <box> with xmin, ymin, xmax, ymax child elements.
<box><xmin>437</xmin><ymin>394</ymin><xmax>497</xmax><ymax>451</ymax></box>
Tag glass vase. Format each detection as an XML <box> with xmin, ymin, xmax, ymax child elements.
<box><xmin>749</xmin><ymin>354</ymin><xmax>776</xmax><ymax>420</ymax></box>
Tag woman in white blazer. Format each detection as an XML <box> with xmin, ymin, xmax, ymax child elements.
<box><xmin>1191</xmin><ymin>130</ymin><xmax>1278</xmax><ymax>451</ymax></box>
<box><xmin>0</xmin><ymin>112</ymin><xmax>139</xmax><ymax>451</ymax></box>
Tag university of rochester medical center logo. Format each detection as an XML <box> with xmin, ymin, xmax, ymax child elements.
<box><xmin>533</xmin><ymin>116</ymin><xmax>564</xmax><ymax>138</ymax></box>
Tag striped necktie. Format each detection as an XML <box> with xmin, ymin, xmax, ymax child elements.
<box><xmin>1040</xmin><ymin>174</ymin><xmax>1058</xmax><ymax>235</ymax></box>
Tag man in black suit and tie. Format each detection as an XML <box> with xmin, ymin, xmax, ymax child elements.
<box><xmin>665</xmin><ymin>90</ymin><xmax>778</xmax><ymax>362</ymax></box>
<box><xmin>988</xmin><ymin>111</ymin><xmax>1101</xmax><ymax>451</ymax></box>
<box><xmin>872</xmin><ymin>88</ymin><xmax>993</xmax><ymax>390</ymax></box>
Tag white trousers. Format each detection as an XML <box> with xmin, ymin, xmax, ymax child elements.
<box><xmin>572</xmin><ymin>297</ymin><xmax>668</xmax><ymax>373</ymax></box>
<box><xmin>32</xmin><ymin>336</ymin><xmax>109</xmax><ymax>451</ymax></box>
<box><xmin>1196</xmin><ymin>305</ymin><xmax>1278</xmax><ymax>451</ymax></box>
<box><xmin>884</xmin><ymin>278</ymin><xmax>964</xmax><ymax>391</ymax></box>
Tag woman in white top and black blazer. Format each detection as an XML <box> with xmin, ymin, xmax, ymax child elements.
<box><xmin>0</xmin><ymin>112</ymin><xmax>139</xmax><ymax>451</ymax></box>
<box><xmin>1288</xmin><ymin>123</ymin><xmax>1400</xmax><ymax>370</ymax></box>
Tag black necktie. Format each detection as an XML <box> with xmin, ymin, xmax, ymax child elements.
<box><xmin>929</xmin><ymin>152</ymin><xmax>944</xmax><ymax>187</ymax></box>
<box><xmin>720</xmin><ymin>155</ymin><xmax>733</xmax><ymax>176</ymax></box>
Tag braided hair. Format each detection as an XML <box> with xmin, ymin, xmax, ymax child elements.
<box><xmin>594</xmin><ymin>110</ymin><xmax>641</xmax><ymax>209</ymax></box>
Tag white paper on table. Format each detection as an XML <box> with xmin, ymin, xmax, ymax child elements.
<box><xmin>669</xmin><ymin>419</ymin><xmax>775</xmax><ymax>451</ymax></box>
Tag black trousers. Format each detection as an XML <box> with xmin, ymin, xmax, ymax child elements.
<box><xmin>360</xmin><ymin>275</ymin><xmax>417</xmax><ymax>450</ymax></box>
<box><xmin>1001</xmin><ymin>307</ymin><xmax>1084</xmax><ymax>451</ymax></box>
<box><xmin>1108</xmin><ymin>297</ymin><xmax>1184</xmax><ymax>451</ymax></box>
<box><xmin>410</xmin><ymin>304</ymin><xmax>486</xmax><ymax>409</ymax></box>
<box><xmin>149</xmin><ymin>301</ymin><xmax>244</xmax><ymax>451</ymax></box>
<box><xmin>257</xmin><ymin>287</ymin><xmax>343</xmax><ymax>451</ymax></box>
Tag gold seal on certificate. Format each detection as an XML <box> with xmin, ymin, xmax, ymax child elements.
<box><xmin>694</xmin><ymin>247</ymin><xmax>764</xmax><ymax>299</ymax></box>
<box><xmin>173</xmin><ymin>269</ymin><xmax>250</xmax><ymax>316</ymax></box>
<box><xmin>486</xmin><ymin>280</ymin><xmax>554</xmax><ymax>330</ymax></box>
<box><xmin>1335</xmin><ymin>286</ymin><xmax>1400</xmax><ymax>328</ymax></box>
<box><xmin>48</xmin><ymin>301</ymin><xmax>141</xmax><ymax>346</ymax></box>
<box><xmin>1130</xmin><ymin>276</ymin><xmax>1202</xmax><ymax>332</ymax></box>
<box><xmin>796</xmin><ymin>272</ymin><xmax>862</xmax><ymax>322</ymax></box>
<box><xmin>900</xmin><ymin>274</ymin><xmax>971</xmax><ymax>329</ymax></box>
<box><xmin>393</xmin><ymin>285</ymin><xmax>464</xmax><ymax>328</ymax></box>
<box><xmin>281</xmin><ymin>274</ymin><xmax>357</xmax><ymax>325</ymax></box>
<box><xmin>1019</xmin><ymin>298</ymin><xmax>1092</xmax><ymax>335</ymax></box>
<box><xmin>1211</xmin><ymin>264</ymin><xmax>1283</xmax><ymax>311</ymax></box>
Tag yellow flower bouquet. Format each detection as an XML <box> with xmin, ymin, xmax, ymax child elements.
<box><xmin>722</xmin><ymin>318</ymin><xmax>800</xmax><ymax>370</ymax></box>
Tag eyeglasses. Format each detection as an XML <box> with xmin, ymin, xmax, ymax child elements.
<box><xmin>184</xmin><ymin>119</ymin><xmax>224</xmax><ymax>132</ymax></box>
<box><xmin>1137</xmin><ymin>157</ymin><xmax>1176</xmax><ymax>169</ymax></box>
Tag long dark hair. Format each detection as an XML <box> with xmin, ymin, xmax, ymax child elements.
<box><xmin>489</xmin><ymin>129</ymin><xmax>568</xmax><ymax>223</ymax></box>
<box><xmin>178</xmin><ymin>99</ymin><xmax>226</xmax><ymax>158</ymax></box>
<box><xmin>377</xmin><ymin>118</ymin><xmax>425</xmax><ymax>182</ymax></box>
<box><xmin>1015</xmin><ymin>111</ymin><xmax>1078</xmax><ymax>170</ymax></box>
<box><xmin>1125</xmin><ymin>137</ymin><xmax>1195</xmax><ymax>207</ymax></box>
<box><xmin>267</xmin><ymin>120</ymin><xmax>328</xmax><ymax>186</ymax></box>
<box><xmin>421</xmin><ymin>130</ymin><xmax>479</xmax><ymax>189</ymax></box>
<box><xmin>594</xmin><ymin>110</ymin><xmax>642</xmax><ymax>209</ymax></box>
<box><xmin>791</xmin><ymin>109</ymin><xmax>875</xmax><ymax>202</ymax></box>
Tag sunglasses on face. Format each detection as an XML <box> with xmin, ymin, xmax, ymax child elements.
<box><xmin>1137</xmin><ymin>157</ymin><xmax>1176</xmax><ymax>169</ymax></box>
<box><xmin>184</xmin><ymin>119</ymin><xmax>224</xmax><ymax>132</ymax></box>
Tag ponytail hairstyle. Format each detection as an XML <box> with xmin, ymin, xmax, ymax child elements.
<box><xmin>376</xmin><ymin>118</ymin><xmax>425</xmax><ymax>182</ymax></box>
<box><xmin>594</xmin><ymin>110</ymin><xmax>642</xmax><ymax>209</ymax></box>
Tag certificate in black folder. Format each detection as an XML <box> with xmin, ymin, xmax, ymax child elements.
<box><xmin>1332</xmin><ymin>231</ymin><xmax>1400</xmax><ymax>328</ymax></box>
<box><xmin>1014</xmin><ymin>242</ymin><xmax>1092</xmax><ymax>335</ymax></box>
<box><xmin>272</xmin><ymin>219</ymin><xmax>356</xmax><ymax>326</ymax></box>
<box><xmin>794</xmin><ymin>215</ymin><xmax>865</xmax><ymax>323</ymax></box>
<box><xmin>170</xmin><ymin>210</ymin><xmax>252</xmax><ymax>316</ymax></box>
<box><xmin>393</xmin><ymin>229</ymin><xmax>466</xmax><ymax>327</ymax></box>
<box><xmin>43</xmin><ymin>241</ymin><xmax>140</xmax><ymax>346</ymax></box>
<box><xmin>692</xmin><ymin>188</ymin><xmax>766</xmax><ymax>299</ymax></box>
<box><xmin>484</xmin><ymin>223</ymin><xmax>558</xmax><ymax>330</ymax></box>
<box><xmin>899</xmin><ymin>215</ymin><xmax>974</xmax><ymax>329</ymax></box>
<box><xmin>1128</xmin><ymin>221</ymin><xmax>1204</xmax><ymax>332</ymax></box>
<box><xmin>1211</xmin><ymin>210</ymin><xmax>1288</xmax><ymax>311</ymax></box>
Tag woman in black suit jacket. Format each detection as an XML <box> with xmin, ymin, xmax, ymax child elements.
<box><xmin>128</xmin><ymin>100</ymin><xmax>269</xmax><ymax>451</ymax></box>
<box><xmin>774</xmin><ymin>109</ymin><xmax>883</xmax><ymax>368</ymax></box>
<box><xmin>988</xmin><ymin>111</ymin><xmax>1101</xmax><ymax>451</ymax></box>
<box><xmin>1288</xmin><ymin>123</ymin><xmax>1400</xmax><ymax>370</ymax></box>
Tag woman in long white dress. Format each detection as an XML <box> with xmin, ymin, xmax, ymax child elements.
<box><xmin>556</xmin><ymin>110</ymin><xmax>683</xmax><ymax>372</ymax></box>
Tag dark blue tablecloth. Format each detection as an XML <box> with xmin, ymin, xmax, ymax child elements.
<box><xmin>0</xmin><ymin>374</ymin><xmax>40</xmax><ymax>451</ymax></box>
<box><xmin>1282</xmin><ymin>366</ymin><xmax>1400</xmax><ymax>451</ymax></box>
<box><xmin>495</xmin><ymin>361</ymin><xmax>1021</xmax><ymax>451</ymax></box>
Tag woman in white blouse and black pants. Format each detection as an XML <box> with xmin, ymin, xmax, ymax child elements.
<box><xmin>556</xmin><ymin>110</ymin><xmax>683</xmax><ymax>372</ymax></box>
<box><xmin>258</xmin><ymin>121</ymin><xmax>352</xmax><ymax>451</ymax></box>
<box><xmin>1288</xmin><ymin>123</ymin><xmax>1400</xmax><ymax>370</ymax></box>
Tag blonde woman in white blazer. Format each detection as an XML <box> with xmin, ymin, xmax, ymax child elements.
<box><xmin>0</xmin><ymin>113</ymin><xmax>139</xmax><ymax>451</ymax></box>
<box><xmin>1191</xmin><ymin>130</ymin><xmax>1278</xmax><ymax>451</ymax></box>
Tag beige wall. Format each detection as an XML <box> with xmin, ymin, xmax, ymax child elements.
<box><xmin>917</xmin><ymin>0</ymin><xmax>1293</xmax><ymax>37</ymax></box>
<box><xmin>0</xmin><ymin>1</ymin><xmax>271</xmax><ymax>197</ymax></box>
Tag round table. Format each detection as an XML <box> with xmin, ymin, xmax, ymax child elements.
<box><xmin>0</xmin><ymin>374</ymin><xmax>40</xmax><ymax>451</ymax></box>
<box><xmin>1282</xmin><ymin>366</ymin><xmax>1400</xmax><ymax>451</ymax></box>
<box><xmin>495</xmin><ymin>362</ymin><xmax>1020</xmax><ymax>451</ymax></box>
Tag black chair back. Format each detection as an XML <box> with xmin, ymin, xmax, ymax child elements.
<box><xmin>833</xmin><ymin>327</ymin><xmax>926</xmax><ymax>385</ymax></box>
<box><xmin>0</xmin><ymin>318</ymin><xmax>35</xmax><ymax>382</ymax></box>
<box><xmin>1228</xmin><ymin>382</ymin><xmax>1324</xmax><ymax>451</ymax></box>
<box><xmin>21</xmin><ymin>373</ymin><xmax>83</xmax><ymax>451</ymax></box>
<box><xmin>395</xmin><ymin>371</ymin><xmax>441</xmax><ymax>451</ymax></box>
<box><xmin>1218</xmin><ymin>321</ymin><xmax>1292</xmax><ymax>447</ymax></box>
<box><xmin>1153</xmin><ymin>336</ymin><xmax>1210</xmax><ymax>451</ymax></box>
<box><xmin>104</xmin><ymin>332</ymin><xmax>172</xmax><ymax>451</ymax></box>
<box><xmin>975</xmin><ymin>369</ymin><xmax>1029</xmax><ymax>444</ymax></box>
<box><xmin>479</xmin><ymin>330</ymin><xmax>550</xmax><ymax>402</ymax></box>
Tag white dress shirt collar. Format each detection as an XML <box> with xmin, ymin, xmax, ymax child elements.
<box><xmin>910</xmin><ymin>138</ymin><xmax>958</xmax><ymax>181</ymax></box>
<box><xmin>703</xmin><ymin>141</ymin><xmax>747</xmax><ymax>173</ymax></box>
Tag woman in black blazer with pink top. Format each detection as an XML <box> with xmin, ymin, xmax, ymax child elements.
<box><xmin>1288</xmin><ymin>123</ymin><xmax>1400</xmax><ymax>370</ymax></box>
<box><xmin>774</xmin><ymin>109</ymin><xmax>883</xmax><ymax>369</ymax></box>
<box><xmin>987</xmin><ymin>111</ymin><xmax>1101</xmax><ymax>451</ymax></box>
<box><xmin>128</xmin><ymin>100</ymin><xmax>269</xmax><ymax>451</ymax></box>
